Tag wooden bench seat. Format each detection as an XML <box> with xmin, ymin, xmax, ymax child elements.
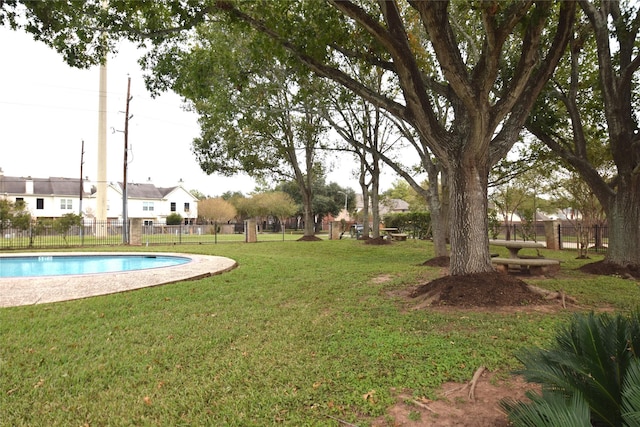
<box><xmin>491</xmin><ymin>257</ymin><xmax>560</xmax><ymax>276</ymax></box>
<box><xmin>390</xmin><ymin>233</ymin><xmax>408</xmax><ymax>241</ymax></box>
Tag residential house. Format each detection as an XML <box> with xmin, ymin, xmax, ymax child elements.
<box><xmin>109</xmin><ymin>182</ymin><xmax>198</xmax><ymax>225</ymax></box>
<box><xmin>0</xmin><ymin>174</ymin><xmax>89</xmax><ymax>219</ymax></box>
<box><xmin>0</xmin><ymin>171</ymin><xmax>198</xmax><ymax>225</ymax></box>
<box><xmin>354</xmin><ymin>195</ymin><xmax>411</xmax><ymax>216</ymax></box>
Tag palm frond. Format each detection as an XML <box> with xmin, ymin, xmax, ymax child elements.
<box><xmin>513</xmin><ymin>311</ymin><xmax>640</xmax><ymax>426</ymax></box>
<box><xmin>622</xmin><ymin>359</ymin><xmax>640</xmax><ymax>426</ymax></box>
<box><xmin>501</xmin><ymin>389</ymin><xmax>590</xmax><ymax>427</ymax></box>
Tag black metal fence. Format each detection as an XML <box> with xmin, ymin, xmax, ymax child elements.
<box><xmin>1</xmin><ymin>219</ymin><xmax>610</xmax><ymax>253</ymax></box>
<box><xmin>0</xmin><ymin>220</ymin><xmax>300</xmax><ymax>250</ymax></box>
<box><xmin>495</xmin><ymin>222</ymin><xmax>609</xmax><ymax>254</ymax></box>
<box><xmin>0</xmin><ymin>221</ymin><xmax>124</xmax><ymax>249</ymax></box>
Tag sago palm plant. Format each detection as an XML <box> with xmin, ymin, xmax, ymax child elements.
<box><xmin>502</xmin><ymin>311</ymin><xmax>640</xmax><ymax>426</ymax></box>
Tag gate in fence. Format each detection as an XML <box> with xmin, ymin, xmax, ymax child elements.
<box><xmin>495</xmin><ymin>221</ymin><xmax>608</xmax><ymax>254</ymax></box>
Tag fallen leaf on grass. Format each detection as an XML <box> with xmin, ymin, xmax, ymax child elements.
<box><xmin>363</xmin><ymin>390</ymin><xmax>376</xmax><ymax>401</ymax></box>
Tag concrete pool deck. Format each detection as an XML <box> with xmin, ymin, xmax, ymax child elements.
<box><xmin>0</xmin><ymin>252</ymin><xmax>237</xmax><ymax>308</ymax></box>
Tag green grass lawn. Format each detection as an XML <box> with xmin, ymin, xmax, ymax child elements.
<box><xmin>1</xmin><ymin>240</ymin><xmax>637</xmax><ymax>426</ymax></box>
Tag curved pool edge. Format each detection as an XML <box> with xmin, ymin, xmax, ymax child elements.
<box><xmin>0</xmin><ymin>252</ymin><xmax>238</xmax><ymax>308</ymax></box>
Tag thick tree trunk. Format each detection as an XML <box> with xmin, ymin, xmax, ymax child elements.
<box><xmin>370</xmin><ymin>191</ymin><xmax>380</xmax><ymax>238</ymax></box>
<box><xmin>370</xmin><ymin>158</ymin><xmax>381</xmax><ymax>239</ymax></box>
<box><xmin>605</xmin><ymin>176</ymin><xmax>640</xmax><ymax>268</ymax></box>
<box><xmin>448</xmin><ymin>160</ymin><xmax>493</xmax><ymax>276</ymax></box>
<box><xmin>358</xmin><ymin>162</ymin><xmax>371</xmax><ymax>239</ymax></box>
<box><xmin>425</xmin><ymin>160</ymin><xmax>447</xmax><ymax>257</ymax></box>
<box><xmin>441</xmin><ymin>170</ymin><xmax>451</xmax><ymax>244</ymax></box>
<box><xmin>301</xmin><ymin>189</ymin><xmax>315</xmax><ymax>237</ymax></box>
<box><xmin>302</xmin><ymin>207</ymin><xmax>315</xmax><ymax>237</ymax></box>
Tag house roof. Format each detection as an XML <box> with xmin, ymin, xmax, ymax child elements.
<box><xmin>0</xmin><ymin>175</ymin><xmax>88</xmax><ymax>196</ymax></box>
<box><xmin>115</xmin><ymin>183</ymin><xmax>196</xmax><ymax>200</ymax></box>
<box><xmin>117</xmin><ymin>182</ymin><xmax>166</xmax><ymax>199</ymax></box>
<box><xmin>157</xmin><ymin>187</ymin><xmax>180</xmax><ymax>197</ymax></box>
<box><xmin>1</xmin><ymin>173</ymin><xmax>195</xmax><ymax>201</ymax></box>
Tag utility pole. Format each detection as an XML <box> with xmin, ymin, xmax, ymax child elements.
<box><xmin>122</xmin><ymin>77</ymin><xmax>132</xmax><ymax>244</ymax></box>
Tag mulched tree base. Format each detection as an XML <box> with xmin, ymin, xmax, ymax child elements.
<box><xmin>297</xmin><ymin>235</ymin><xmax>323</xmax><ymax>241</ymax></box>
<box><xmin>411</xmin><ymin>272</ymin><xmax>548</xmax><ymax>307</ymax></box>
<box><xmin>579</xmin><ymin>260</ymin><xmax>640</xmax><ymax>279</ymax></box>
<box><xmin>364</xmin><ymin>237</ymin><xmax>392</xmax><ymax>245</ymax></box>
<box><xmin>422</xmin><ymin>256</ymin><xmax>451</xmax><ymax>267</ymax></box>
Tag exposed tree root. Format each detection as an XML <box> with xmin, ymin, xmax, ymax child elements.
<box><xmin>443</xmin><ymin>366</ymin><xmax>486</xmax><ymax>403</ymax></box>
<box><xmin>326</xmin><ymin>414</ymin><xmax>359</xmax><ymax>426</ymax></box>
<box><xmin>526</xmin><ymin>284</ymin><xmax>576</xmax><ymax>306</ymax></box>
<box><xmin>468</xmin><ymin>366</ymin><xmax>486</xmax><ymax>402</ymax></box>
<box><xmin>411</xmin><ymin>398</ymin><xmax>436</xmax><ymax>413</ymax></box>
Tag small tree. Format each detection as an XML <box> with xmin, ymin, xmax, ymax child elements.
<box><xmin>52</xmin><ymin>213</ymin><xmax>82</xmax><ymax>245</ymax></box>
<box><xmin>11</xmin><ymin>200</ymin><xmax>32</xmax><ymax>231</ymax></box>
<box><xmin>198</xmin><ymin>198</ymin><xmax>236</xmax><ymax>224</ymax></box>
<box><xmin>0</xmin><ymin>199</ymin><xmax>13</xmax><ymax>233</ymax></box>
<box><xmin>29</xmin><ymin>219</ymin><xmax>48</xmax><ymax>248</ymax></box>
<box><xmin>262</xmin><ymin>192</ymin><xmax>297</xmax><ymax>231</ymax></box>
<box><xmin>0</xmin><ymin>199</ymin><xmax>24</xmax><ymax>233</ymax></box>
<box><xmin>549</xmin><ymin>172</ymin><xmax>606</xmax><ymax>258</ymax></box>
<box><xmin>488</xmin><ymin>209</ymin><xmax>501</xmax><ymax>240</ymax></box>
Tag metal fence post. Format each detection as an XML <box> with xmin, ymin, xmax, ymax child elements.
<box><xmin>557</xmin><ymin>224</ymin><xmax>563</xmax><ymax>250</ymax></box>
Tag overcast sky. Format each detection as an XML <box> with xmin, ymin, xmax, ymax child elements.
<box><xmin>0</xmin><ymin>26</ymin><xmax>403</xmax><ymax>197</ymax></box>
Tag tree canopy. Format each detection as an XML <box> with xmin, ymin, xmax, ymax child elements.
<box><xmin>3</xmin><ymin>0</ymin><xmax>576</xmax><ymax>274</ymax></box>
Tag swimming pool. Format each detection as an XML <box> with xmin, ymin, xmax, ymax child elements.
<box><xmin>0</xmin><ymin>254</ymin><xmax>190</xmax><ymax>278</ymax></box>
<box><xmin>0</xmin><ymin>252</ymin><xmax>238</xmax><ymax>307</ymax></box>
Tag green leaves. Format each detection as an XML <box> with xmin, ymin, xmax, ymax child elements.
<box><xmin>506</xmin><ymin>311</ymin><xmax>640</xmax><ymax>426</ymax></box>
<box><xmin>502</xmin><ymin>389</ymin><xmax>591</xmax><ymax>427</ymax></box>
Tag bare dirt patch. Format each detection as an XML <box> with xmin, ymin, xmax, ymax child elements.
<box><xmin>371</xmin><ymin>371</ymin><xmax>538</xmax><ymax>427</ymax></box>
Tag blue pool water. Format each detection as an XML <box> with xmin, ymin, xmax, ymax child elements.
<box><xmin>0</xmin><ymin>255</ymin><xmax>190</xmax><ymax>278</ymax></box>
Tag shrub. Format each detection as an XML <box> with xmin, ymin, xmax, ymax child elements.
<box><xmin>383</xmin><ymin>212</ymin><xmax>431</xmax><ymax>239</ymax></box>
<box><xmin>166</xmin><ymin>213</ymin><xmax>183</xmax><ymax>225</ymax></box>
<box><xmin>502</xmin><ymin>311</ymin><xmax>640</xmax><ymax>426</ymax></box>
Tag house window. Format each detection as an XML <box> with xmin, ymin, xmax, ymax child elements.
<box><xmin>143</xmin><ymin>201</ymin><xmax>154</xmax><ymax>212</ymax></box>
<box><xmin>36</xmin><ymin>198</ymin><xmax>44</xmax><ymax>210</ymax></box>
<box><xmin>144</xmin><ymin>220</ymin><xmax>153</xmax><ymax>226</ymax></box>
<box><xmin>60</xmin><ymin>199</ymin><xmax>73</xmax><ymax>210</ymax></box>
<box><xmin>170</xmin><ymin>202</ymin><xmax>176</xmax><ymax>212</ymax></box>
<box><xmin>184</xmin><ymin>202</ymin><xmax>190</xmax><ymax>212</ymax></box>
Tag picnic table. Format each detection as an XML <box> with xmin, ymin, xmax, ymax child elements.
<box><xmin>489</xmin><ymin>239</ymin><xmax>544</xmax><ymax>259</ymax></box>
<box><xmin>489</xmin><ymin>239</ymin><xmax>559</xmax><ymax>276</ymax></box>
<box><xmin>380</xmin><ymin>227</ymin><xmax>398</xmax><ymax>238</ymax></box>
<box><xmin>380</xmin><ymin>228</ymin><xmax>408</xmax><ymax>241</ymax></box>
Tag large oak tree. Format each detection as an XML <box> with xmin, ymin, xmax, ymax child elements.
<box><xmin>4</xmin><ymin>1</ymin><xmax>575</xmax><ymax>275</ymax></box>
<box><xmin>527</xmin><ymin>0</ymin><xmax>640</xmax><ymax>269</ymax></box>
